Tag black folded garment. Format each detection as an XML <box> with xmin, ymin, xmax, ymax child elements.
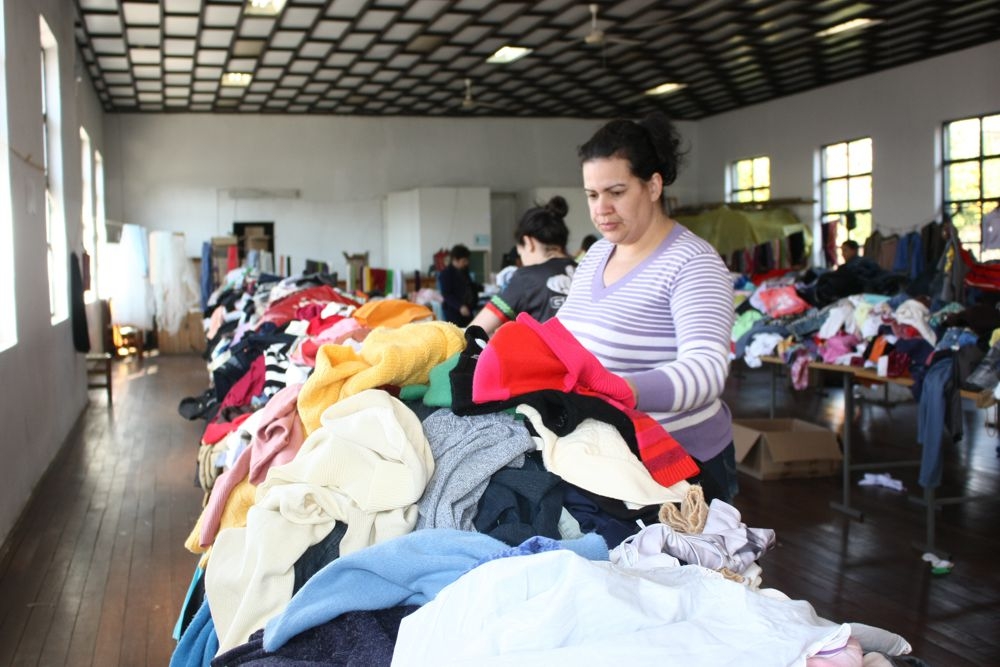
<box><xmin>961</xmin><ymin>341</ymin><xmax>998</xmax><ymax>392</ymax></box>
<box><xmin>178</xmin><ymin>388</ymin><xmax>219</xmax><ymax>421</ymax></box>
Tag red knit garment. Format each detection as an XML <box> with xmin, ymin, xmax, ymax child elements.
<box><xmin>473</xmin><ymin>314</ymin><xmax>698</xmax><ymax>487</ymax></box>
<box><xmin>472</xmin><ymin>320</ymin><xmax>577</xmax><ymax>400</ymax></box>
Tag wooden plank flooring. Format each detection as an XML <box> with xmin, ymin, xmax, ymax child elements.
<box><xmin>0</xmin><ymin>355</ymin><xmax>206</xmax><ymax>667</ymax></box>
<box><xmin>0</xmin><ymin>354</ymin><xmax>997</xmax><ymax>665</ymax></box>
<box><xmin>724</xmin><ymin>365</ymin><xmax>1000</xmax><ymax>666</ymax></box>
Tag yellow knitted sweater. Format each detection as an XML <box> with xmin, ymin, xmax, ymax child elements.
<box><xmin>297</xmin><ymin>320</ymin><xmax>465</xmax><ymax>434</ymax></box>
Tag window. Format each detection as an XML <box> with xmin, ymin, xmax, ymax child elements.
<box><xmin>729</xmin><ymin>156</ymin><xmax>770</xmax><ymax>203</ymax></box>
<box><xmin>80</xmin><ymin>128</ymin><xmax>95</xmax><ymax>303</ymax></box>
<box><xmin>0</xmin><ymin>3</ymin><xmax>14</xmax><ymax>351</ymax></box>
<box><xmin>40</xmin><ymin>17</ymin><xmax>67</xmax><ymax>324</ymax></box>
<box><xmin>943</xmin><ymin>112</ymin><xmax>1000</xmax><ymax>261</ymax></box>
<box><xmin>821</xmin><ymin>137</ymin><xmax>873</xmax><ymax>263</ymax></box>
<box><xmin>94</xmin><ymin>150</ymin><xmax>110</xmax><ymax>299</ymax></box>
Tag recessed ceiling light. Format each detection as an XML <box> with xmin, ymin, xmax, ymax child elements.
<box><xmin>486</xmin><ymin>45</ymin><xmax>532</xmax><ymax>64</ymax></box>
<box><xmin>221</xmin><ymin>71</ymin><xmax>253</xmax><ymax>87</ymax></box>
<box><xmin>644</xmin><ymin>82</ymin><xmax>686</xmax><ymax>96</ymax></box>
<box><xmin>815</xmin><ymin>17</ymin><xmax>882</xmax><ymax>38</ymax></box>
<box><xmin>245</xmin><ymin>0</ymin><xmax>287</xmax><ymax>17</ymax></box>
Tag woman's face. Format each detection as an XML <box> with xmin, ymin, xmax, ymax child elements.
<box><xmin>582</xmin><ymin>157</ymin><xmax>662</xmax><ymax>246</ymax></box>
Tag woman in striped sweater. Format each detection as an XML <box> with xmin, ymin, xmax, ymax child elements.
<box><xmin>556</xmin><ymin>113</ymin><xmax>738</xmax><ymax>503</ymax></box>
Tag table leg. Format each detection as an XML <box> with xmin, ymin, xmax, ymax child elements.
<box><xmin>830</xmin><ymin>370</ymin><xmax>864</xmax><ymax>520</ymax></box>
<box><xmin>770</xmin><ymin>363</ymin><xmax>777</xmax><ymax>419</ymax></box>
<box><xmin>909</xmin><ymin>485</ymin><xmax>951</xmax><ymax>559</ymax></box>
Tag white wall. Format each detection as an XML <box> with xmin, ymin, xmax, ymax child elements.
<box><xmin>489</xmin><ymin>192</ymin><xmax>518</xmax><ymax>271</ymax></box>
<box><xmin>384</xmin><ymin>186</ymin><xmax>490</xmax><ymax>275</ymax></box>
<box><xmin>0</xmin><ymin>0</ymin><xmax>105</xmax><ymax>544</ymax></box>
<box><xmin>102</xmin><ymin>113</ymin><xmax>703</xmax><ymax>275</ymax></box>
<box><xmin>694</xmin><ymin>41</ymin><xmax>1000</xmax><ymax>251</ymax></box>
<box><xmin>103</xmin><ymin>114</ymin><xmax>604</xmax><ymax>272</ymax></box>
<box><xmin>384</xmin><ymin>189</ymin><xmax>421</xmax><ymax>274</ymax></box>
<box><xmin>417</xmin><ymin>187</ymin><xmax>491</xmax><ymax>274</ymax></box>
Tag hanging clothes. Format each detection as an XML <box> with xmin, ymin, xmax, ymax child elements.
<box><xmin>821</xmin><ymin>219</ymin><xmax>839</xmax><ymax>267</ymax></box>
<box><xmin>70</xmin><ymin>252</ymin><xmax>90</xmax><ymax>352</ymax></box>
<box><xmin>916</xmin><ymin>357</ymin><xmax>962</xmax><ymax>489</ymax></box>
<box><xmin>981</xmin><ymin>208</ymin><xmax>1000</xmax><ymax>251</ymax></box>
<box><xmin>108</xmin><ymin>223</ymin><xmax>155</xmax><ymax>330</ymax></box>
<box><xmin>935</xmin><ymin>229</ymin><xmax>968</xmax><ymax>304</ymax></box>
<box><xmin>200</xmin><ymin>241</ymin><xmax>213</xmax><ymax>312</ymax></box>
<box><xmin>149</xmin><ymin>231</ymin><xmax>200</xmax><ymax>336</ymax></box>
<box><xmin>876</xmin><ymin>234</ymin><xmax>899</xmax><ymax>271</ymax></box>
<box><xmin>891</xmin><ymin>231</ymin><xmax>924</xmax><ymax>281</ymax></box>
<box><xmin>922</xmin><ymin>220</ymin><xmax>946</xmax><ymax>270</ymax></box>
<box><xmin>863</xmin><ymin>230</ymin><xmax>882</xmax><ymax>266</ymax></box>
<box><xmin>787</xmin><ymin>231</ymin><xmax>806</xmax><ymax>266</ymax></box>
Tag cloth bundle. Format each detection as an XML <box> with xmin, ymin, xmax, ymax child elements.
<box><xmin>472</xmin><ymin>313</ymin><xmax>699</xmax><ymax>488</ymax></box>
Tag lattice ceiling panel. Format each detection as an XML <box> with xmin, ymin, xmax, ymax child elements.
<box><xmin>73</xmin><ymin>0</ymin><xmax>1000</xmax><ymax>119</ymax></box>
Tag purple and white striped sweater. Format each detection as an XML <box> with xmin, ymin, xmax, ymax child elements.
<box><xmin>557</xmin><ymin>223</ymin><xmax>735</xmax><ymax>462</ymax></box>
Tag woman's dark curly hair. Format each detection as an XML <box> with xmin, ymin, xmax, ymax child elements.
<box><xmin>578</xmin><ymin>112</ymin><xmax>687</xmax><ymax>208</ymax></box>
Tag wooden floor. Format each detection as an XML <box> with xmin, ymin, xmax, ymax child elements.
<box><xmin>0</xmin><ymin>354</ymin><xmax>997</xmax><ymax>666</ymax></box>
<box><xmin>0</xmin><ymin>355</ymin><xmax>207</xmax><ymax>667</ymax></box>
<box><xmin>724</xmin><ymin>365</ymin><xmax>1000</xmax><ymax>667</ymax></box>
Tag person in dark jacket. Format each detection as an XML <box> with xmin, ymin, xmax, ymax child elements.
<box><xmin>438</xmin><ymin>244</ymin><xmax>480</xmax><ymax>326</ymax></box>
<box><xmin>813</xmin><ymin>240</ymin><xmax>906</xmax><ymax>306</ymax></box>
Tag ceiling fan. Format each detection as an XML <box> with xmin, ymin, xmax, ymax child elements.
<box><xmin>459</xmin><ymin>78</ymin><xmax>502</xmax><ymax>112</ymax></box>
<box><xmin>582</xmin><ymin>3</ymin><xmax>641</xmax><ymax>48</ymax></box>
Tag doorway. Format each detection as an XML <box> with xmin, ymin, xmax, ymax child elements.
<box><xmin>232</xmin><ymin>221</ymin><xmax>274</xmax><ymax>265</ymax></box>
<box><xmin>490</xmin><ymin>192</ymin><xmax>518</xmax><ymax>272</ymax></box>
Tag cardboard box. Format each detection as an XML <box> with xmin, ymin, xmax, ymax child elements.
<box><xmin>211</xmin><ymin>235</ymin><xmax>239</xmax><ymax>287</ymax></box>
<box><xmin>245</xmin><ymin>235</ymin><xmax>270</xmax><ymax>252</ymax></box>
<box><xmin>157</xmin><ymin>309</ymin><xmax>206</xmax><ymax>355</ymax></box>
<box><xmin>732</xmin><ymin>418</ymin><xmax>842</xmax><ymax>480</ymax></box>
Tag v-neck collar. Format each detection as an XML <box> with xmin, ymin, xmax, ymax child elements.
<box><xmin>591</xmin><ymin>223</ymin><xmax>686</xmax><ymax>299</ymax></box>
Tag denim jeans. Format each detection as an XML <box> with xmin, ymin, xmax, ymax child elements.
<box><xmin>786</xmin><ymin>307</ymin><xmax>826</xmax><ymax>339</ymax></box>
<box><xmin>935</xmin><ymin>326</ymin><xmax>979</xmax><ymax>352</ymax></box>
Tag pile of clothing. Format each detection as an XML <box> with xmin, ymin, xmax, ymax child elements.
<box><xmin>731</xmin><ymin>270</ymin><xmax>1000</xmax><ymax>490</ymax></box>
<box><xmin>169</xmin><ymin>275</ymin><xmax>916</xmax><ymax>666</ymax></box>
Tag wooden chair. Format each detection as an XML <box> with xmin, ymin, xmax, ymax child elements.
<box><xmin>85</xmin><ymin>299</ymin><xmax>116</xmax><ymax>403</ymax></box>
<box><xmin>86</xmin><ymin>352</ymin><xmax>113</xmax><ymax>403</ymax></box>
<box><xmin>112</xmin><ymin>322</ymin><xmax>145</xmax><ymax>367</ymax></box>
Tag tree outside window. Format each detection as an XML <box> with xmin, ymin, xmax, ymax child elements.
<box><xmin>730</xmin><ymin>156</ymin><xmax>770</xmax><ymax>203</ymax></box>
<box><xmin>943</xmin><ymin>113</ymin><xmax>1000</xmax><ymax>261</ymax></box>
<box><xmin>81</xmin><ymin>127</ymin><xmax>95</xmax><ymax>303</ymax></box>
<box><xmin>821</xmin><ymin>138</ymin><xmax>872</xmax><ymax>264</ymax></box>
<box><xmin>40</xmin><ymin>17</ymin><xmax>67</xmax><ymax>324</ymax></box>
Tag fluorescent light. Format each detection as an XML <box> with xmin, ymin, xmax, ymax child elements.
<box><xmin>486</xmin><ymin>45</ymin><xmax>532</xmax><ymax>64</ymax></box>
<box><xmin>644</xmin><ymin>82</ymin><xmax>686</xmax><ymax>96</ymax></box>
<box><xmin>245</xmin><ymin>0</ymin><xmax>286</xmax><ymax>17</ymax></box>
<box><xmin>815</xmin><ymin>17</ymin><xmax>882</xmax><ymax>38</ymax></box>
<box><xmin>221</xmin><ymin>71</ymin><xmax>253</xmax><ymax>87</ymax></box>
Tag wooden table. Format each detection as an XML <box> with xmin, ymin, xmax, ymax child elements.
<box><xmin>756</xmin><ymin>355</ymin><xmax>998</xmax><ymax>556</ymax></box>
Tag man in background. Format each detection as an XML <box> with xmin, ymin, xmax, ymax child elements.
<box><xmin>438</xmin><ymin>244</ymin><xmax>480</xmax><ymax>326</ymax></box>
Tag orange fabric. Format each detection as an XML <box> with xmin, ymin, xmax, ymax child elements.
<box><xmin>352</xmin><ymin>299</ymin><xmax>433</xmax><ymax>329</ymax></box>
<box><xmin>868</xmin><ymin>336</ymin><xmax>889</xmax><ymax>363</ymax></box>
